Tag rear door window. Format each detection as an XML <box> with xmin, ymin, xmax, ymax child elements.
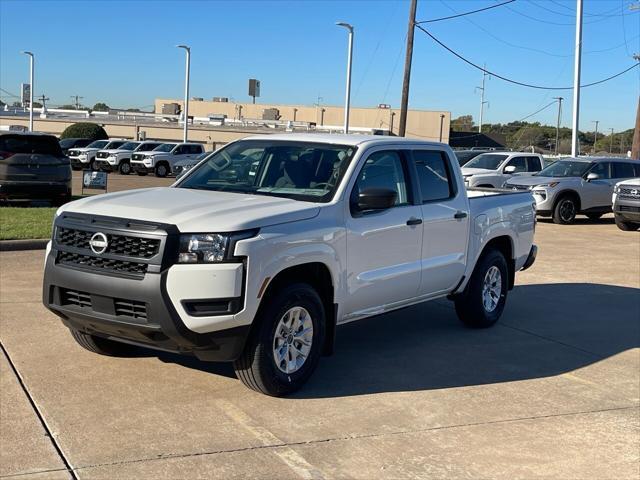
<box><xmin>612</xmin><ymin>162</ymin><xmax>635</xmax><ymax>179</ymax></box>
<box><xmin>0</xmin><ymin>134</ymin><xmax>63</xmax><ymax>156</ymax></box>
<box><xmin>589</xmin><ymin>162</ymin><xmax>612</xmax><ymax>179</ymax></box>
<box><xmin>527</xmin><ymin>156</ymin><xmax>542</xmax><ymax>172</ymax></box>
<box><xmin>412</xmin><ymin>150</ymin><xmax>455</xmax><ymax>202</ymax></box>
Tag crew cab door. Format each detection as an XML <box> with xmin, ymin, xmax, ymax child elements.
<box><xmin>410</xmin><ymin>149</ymin><xmax>470</xmax><ymax>295</ymax></box>
<box><xmin>344</xmin><ymin>149</ymin><xmax>422</xmax><ymax>316</ymax></box>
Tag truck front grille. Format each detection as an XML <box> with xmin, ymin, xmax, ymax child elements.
<box><xmin>57</xmin><ymin>227</ymin><xmax>161</xmax><ymax>258</ymax></box>
<box><xmin>618</xmin><ymin>187</ymin><xmax>640</xmax><ymax>200</ymax></box>
<box><xmin>619</xmin><ymin>205</ymin><xmax>640</xmax><ymax>213</ymax></box>
<box><xmin>61</xmin><ymin>289</ymin><xmax>92</xmax><ymax>308</ymax></box>
<box><xmin>57</xmin><ymin>251</ymin><xmax>148</xmax><ymax>276</ymax></box>
<box><xmin>114</xmin><ymin>298</ymin><xmax>148</xmax><ymax>320</ymax></box>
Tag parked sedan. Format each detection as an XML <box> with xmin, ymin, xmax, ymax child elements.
<box><xmin>612</xmin><ymin>178</ymin><xmax>640</xmax><ymax>231</ymax></box>
<box><xmin>0</xmin><ymin>132</ymin><xmax>72</xmax><ymax>205</ymax></box>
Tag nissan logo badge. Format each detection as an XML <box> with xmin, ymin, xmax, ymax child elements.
<box><xmin>89</xmin><ymin>232</ymin><xmax>108</xmax><ymax>255</ymax></box>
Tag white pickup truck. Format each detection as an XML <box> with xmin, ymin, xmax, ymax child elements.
<box><xmin>43</xmin><ymin>134</ymin><xmax>537</xmax><ymax>396</ymax></box>
<box><xmin>131</xmin><ymin>142</ymin><xmax>204</xmax><ymax>177</ymax></box>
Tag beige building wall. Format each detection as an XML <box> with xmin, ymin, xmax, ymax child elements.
<box><xmin>155</xmin><ymin>98</ymin><xmax>450</xmax><ymax>143</ymax></box>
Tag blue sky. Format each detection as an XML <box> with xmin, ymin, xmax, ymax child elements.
<box><xmin>1</xmin><ymin>0</ymin><xmax>638</xmax><ymax>131</ymax></box>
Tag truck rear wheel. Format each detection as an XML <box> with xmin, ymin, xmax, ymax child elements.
<box><xmin>233</xmin><ymin>283</ymin><xmax>325</xmax><ymax>396</ymax></box>
<box><xmin>454</xmin><ymin>249</ymin><xmax>508</xmax><ymax>328</ymax></box>
<box><xmin>155</xmin><ymin>163</ymin><xmax>169</xmax><ymax>177</ymax></box>
<box><xmin>69</xmin><ymin>328</ymin><xmax>137</xmax><ymax>356</ymax></box>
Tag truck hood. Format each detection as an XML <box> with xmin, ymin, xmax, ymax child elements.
<box><xmin>461</xmin><ymin>167</ymin><xmax>496</xmax><ymax>176</ymax></box>
<box><xmin>58</xmin><ymin>187</ymin><xmax>321</xmax><ymax>232</ymax></box>
<box><xmin>506</xmin><ymin>175</ymin><xmax>574</xmax><ymax>187</ymax></box>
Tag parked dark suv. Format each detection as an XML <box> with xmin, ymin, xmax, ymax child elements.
<box><xmin>59</xmin><ymin>137</ymin><xmax>92</xmax><ymax>156</ymax></box>
<box><xmin>0</xmin><ymin>132</ymin><xmax>72</xmax><ymax>205</ymax></box>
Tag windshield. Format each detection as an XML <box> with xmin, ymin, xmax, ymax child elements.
<box><xmin>105</xmin><ymin>140</ymin><xmax>125</xmax><ymax>149</ymax></box>
<box><xmin>87</xmin><ymin>140</ymin><xmax>108</xmax><ymax>149</ymax></box>
<box><xmin>153</xmin><ymin>143</ymin><xmax>177</xmax><ymax>152</ymax></box>
<box><xmin>177</xmin><ymin>140</ymin><xmax>357</xmax><ymax>203</ymax></box>
<box><xmin>464</xmin><ymin>153</ymin><xmax>509</xmax><ymax>170</ymax></box>
<box><xmin>537</xmin><ymin>160</ymin><xmax>591</xmax><ymax>178</ymax></box>
<box><xmin>136</xmin><ymin>143</ymin><xmax>162</xmax><ymax>152</ymax></box>
<box><xmin>119</xmin><ymin>142</ymin><xmax>140</xmax><ymax>150</ymax></box>
<box><xmin>455</xmin><ymin>151</ymin><xmax>483</xmax><ymax>165</ymax></box>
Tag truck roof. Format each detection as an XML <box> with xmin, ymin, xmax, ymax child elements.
<box><xmin>244</xmin><ymin>133</ymin><xmax>447</xmax><ymax>148</ymax></box>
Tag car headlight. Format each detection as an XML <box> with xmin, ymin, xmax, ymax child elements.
<box><xmin>537</xmin><ymin>182</ymin><xmax>559</xmax><ymax>188</ymax></box>
<box><xmin>178</xmin><ymin>234</ymin><xmax>229</xmax><ymax>263</ymax></box>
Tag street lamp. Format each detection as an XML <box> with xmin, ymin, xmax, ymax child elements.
<box><xmin>176</xmin><ymin>45</ymin><xmax>191</xmax><ymax>142</ymax></box>
<box><xmin>21</xmin><ymin>51</ymin><xmax>34</xmax><ymax>132</ymax></box>
<box><xmin>336</xmin><ymin>22</ymin><xmax>353</xmax><ymax>134</ymax></box>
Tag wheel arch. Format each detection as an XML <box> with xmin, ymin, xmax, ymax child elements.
<box><xmin>553</xmin><ymin>189</ymin><xmax>581</xmax><ymax>212</ymax></box>
<box><xmin>254</xmin><ymin>262</ymin><xmax>337</xmax><ymax>356</ymax></box>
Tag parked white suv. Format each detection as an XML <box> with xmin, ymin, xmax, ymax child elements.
<box><xmin>43</xmin><ymin>134</ymin><xmax>537</xmax><ymax>396</ymax></box>
<box><xmin>462</xmin><ymin>152</ymin><xmax>543</xmax><ymax>188</ymax></box>
<box><xmin>94</xmin><ymin>141</ymin><xmax>165</xmax><ymax>175</ymax></box>
<box><xmin>131</xmin><ymin>142</ymin><xmax>204</xmax><ymax>177</ymax></box>
<box><xmin>505</xmin><ymin>157</ymin><xmax>640</xmax><ymax>224</ymax></box>
<box><xmin>612</xmin><ymin>177</ymin><xmax>640</xmax><ymax>231</ymax></box>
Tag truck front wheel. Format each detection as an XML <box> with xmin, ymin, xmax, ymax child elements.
<box><xmin>119</xmin><ymin>160</ymin><xmax>131</xmax><ymax>175</ymax></box>
<box><xmin>69</xmin><ymin>328</ymin><xmax>137</xmax><ymax>356</ymax></box>
<box><xmin>233</xmin><ymin>283</ymin><xmax>325</xmax><ymax>396</ymax></box>
<box><xmin>454</xmin><ymin>249</ymin><xmax>508</xmax><ymax>328</ymax></box>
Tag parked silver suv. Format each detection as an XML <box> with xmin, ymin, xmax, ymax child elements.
<box><xmin>612</xmin><ymin>178</ymin><xmax>640</xmax><ymax>231</ymax></box>
<box><xmin>504</xmin><ymin>157</ymin><xmax>640</xmax><ymax>224</ymax></box>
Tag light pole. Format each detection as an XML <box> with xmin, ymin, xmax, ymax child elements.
<box><xmin>176</xmin><ymin>45</ymin><xmax>191</xmax><ymax>142</ymax></box>
<box><xmin>592</xmin><ymin>120</ymin><xmax>599</xmax><ymax>153</ymax></box>
<box><xmin>570</xmin><ymin>0</ymin><xmax>583</xmax><ymax>156</ymax></box>
<box><xmin>336</xmin><ymin>22</ymin><xmax>353</xmax><ymax>134</ymax></box>
<box><xmin>21</xmin><ymin>51</ymin><xmax>34</xmax><ymax>132</ymax></box>
<box><xmin>553</xmin><ymin>97</ymin><xmax>563</xmax><ymax>155</ymax></box>
<box><xmin>609</xmin><ymin>128</ymin><xmax>614</xmax><ymax>154</ymax></box>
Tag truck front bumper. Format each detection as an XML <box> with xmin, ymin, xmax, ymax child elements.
<box><xmin>132</xmin><ymin>163</ymin><xmax>153</xmax><ymax>174</ymax></box>
<box><xmin>0</xmin><ymin>181</ymin><xmax>71</xmax><ymax>201</ymax></box>
<box><xmin>95</xmin><ymin>160</ymin><xmax>116</xmax><ymax>172</ymax></box>
<box><xmin>43</xmin><ymin>236</ymin><xmax>250</xmax><ymax>362</ymax></box>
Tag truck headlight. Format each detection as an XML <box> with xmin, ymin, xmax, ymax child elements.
<box><xmin>178</xmin><ymin>234</ymin><xmax>229</xmax><ymax>263</ymax></box>
<box><xmin>613</xmin><ymin>185</ymin><xmax>620</xmax><ymax>194</ymax></box>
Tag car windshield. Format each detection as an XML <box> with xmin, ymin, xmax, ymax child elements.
<box><xmin>59</xmin><ymin>138</ymin><xmax>78</xmax><ymax>148</ymax></box>
<box><xmin>136</xmin><ymin>143</ymin><xmax>161</xmax><ymax>152</ymax></box>
<box><xmin>119</xmin><ymin>142</ymin><xmax>140</xmax><ymax>150</ymax></box>
<box><xmin>464</xmin><ymin>153</ymin><xmax>509</xmax><ymax>170</ymax></box>
<box><xmin>177</xmin><ymin>140</ymin><xmax>357</xmax><ymax>203</ymax></box>
<box><xmin>455</xmin><ymin>151</ymin><xmax>483</xmax><ymax>165</ymax></box>
<box><xmin>105</xmin><ymin>141</ymin><xmax>125</xmax><ymax>149</ymax></box>
<box><xmin>87</xmin><ymin>140</ymin><xmax>108</xmax><ymax>149</ymax></box>
<box><xmin>153</xmin><ymin>143</ymin><xmax>177</xmax><ymax>152</ymax></box>
<box><xmin>537</xmin><ymin>160</ymin><xmax>591</xmax><ymax>177</ymax></box>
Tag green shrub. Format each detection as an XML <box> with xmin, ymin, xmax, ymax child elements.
<box><xmin>60</xmin><ymin>122</ymin><xmax>108</xmax><ymax>140</ymax></box>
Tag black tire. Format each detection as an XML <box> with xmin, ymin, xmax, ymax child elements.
<box><xmin>155</xmin><ymin>163</ymin><xmax>169</xmax><ymax>178</ymax></box>
<box><xmin>89</xmin><ymin>159</ymin><xmax>99</xmax><ymax>171</ymax></box>
<box><xmin>553</xmin><ymin>195</ymin><xmax>577</xmax><ymax>224</ymax></box>
<box><xmin>233</xmin><ymin>283</ymin><xmax>326</xmax><ymax>396</ymax></box>
<box><xmin>454</xmin><ymin>249</ymin><xmax>509</xmax><ymax>328</ymax></box>
<box><xmin>118</xmin><ymin>160</ymin><xmax>132</xmax><ymax>175</ymax></box>
<box><xmin>615</xmin><ymin>216</ymin><xmax>639</xmax><ymax>231</ymax></box>
<box><xmin>586</xmin><ymin>213</ymin><xmax>603</xmax><ymax>221</ymax></box>
<box><xmin>69</xmin><ymin>328</ymin><xmax>136</xmax><ymax>356</ymax></box>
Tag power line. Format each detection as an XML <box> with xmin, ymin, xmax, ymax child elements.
<box><xmin>416</xmin><ymin>0</ymin><xmax>516</xmax><ymax>24</ymax></box>
<box><xmin>415</xmin><ymin>24</ymin><xmax>640</xmax><ymax>90</ymax></box>
<box><xmin>517</xmin><ymin>100</ymin><xmax>558</xmax><ymax>122</ymax></box>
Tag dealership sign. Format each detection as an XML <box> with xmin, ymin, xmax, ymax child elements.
<box><xmin>82</xmin><ymin>170</ymin><xmax>108</xmax><ymax>193</ymax></box>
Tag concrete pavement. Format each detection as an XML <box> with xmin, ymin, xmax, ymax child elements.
<box><xmin>1</xmin><ymin>217</ymin><xmax>638</xmax><ymax>479</ymax></box>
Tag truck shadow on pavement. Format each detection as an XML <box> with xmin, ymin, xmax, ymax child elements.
<box><xmin>153</xmin><ymin>282</ymin><xmax>639</xmax><ymax>396</ymax></box>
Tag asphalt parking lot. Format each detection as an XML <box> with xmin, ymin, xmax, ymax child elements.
<box><xmin>1</xmin><ymin>217</ymin><xmax>639</xmax><ymax>479</ymax></box>
<box><xmin>72</xmin><ymin>170</ymin><xmax>173</xmax><ymax>196</ymax></box>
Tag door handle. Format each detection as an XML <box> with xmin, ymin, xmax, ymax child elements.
<box><xmin>454</xmin><ymin>211</ymin><xmax>468</xmax><ymax>219</ymax></box>
<box><xmin>406</xmin><ymin>217</ymin><xmax>423</xmax><ymax>226</ymax></box>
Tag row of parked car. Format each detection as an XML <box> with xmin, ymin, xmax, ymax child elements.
<box><xmin>65</xmin><ymin>139</ymin><xmax>206</xmax><ymax>177</ymax></box>
<box><xmin>453</xmin><ymin>149</ymin><xmax>640</xmax><ymax>230</ymax></box>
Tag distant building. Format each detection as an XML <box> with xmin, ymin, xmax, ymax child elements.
<box><xmin>155</xmin><ymin>98</ymin><xmax>451</xmax><ymax>143</ymax></box>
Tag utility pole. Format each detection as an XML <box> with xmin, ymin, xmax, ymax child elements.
<box><xmin>70</xmin><ymin>95</ymin><xmax>83</xmax><ymax>110</ymax></box>
<box><xmin>177</xmin><ymin>45</ymin><xmax>191</xmax><ymax>142</ymax></box>
<box><xmin>21</xmin><ymin>52</ymin><xmax>34</xmax><ymax>131</ymax></box>
<box><xmin>553</xmin><ymin>97</ymin><xmax>563</xmax><ymax>155</ymax></box>
<box><xmin>336</xmin><ymin>22</ymin><xmax>354</xmax><ymax>134</ymax></box>
<box><xmin>477</xmin><ymin>66</ymin><xmax>489</xmax><ymax>133</ymax></box>
<box><xmin>632</xmin><ymin>95</ymin><xmax>640</xmax><ymax>160</ymax></box>
<box><xmin>592</xmin><ymin>120</ymin><xmax>599</xmax><ymax>152</ymax></box>
<box><xmin>571</xmin><ymin>0</ymin><xmax>583</xmax><ymax>157</ymax></box>
<box><xmin>609</xmin><ymin>128</ymin><xmax>614</xmax><ymax>154</ymax></box>
<box><xmin>398</xmin><ymin>0</ymin><xmax>417</xmax><ymax>137</ymax></box>
<box><xmin>38</xmin><ymin>94</ymin><xmax>49</xmax><ymax>109</ymax></box>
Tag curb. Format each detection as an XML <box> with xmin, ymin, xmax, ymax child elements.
<box><xmin>0</xmin><ymin>239</ymin><xmax>49</xmax><ymax>252</ymax></box>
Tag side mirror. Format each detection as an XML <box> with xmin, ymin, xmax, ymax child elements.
<box><xmin>504</xmin><ymin>165</ymin><xmax>516</xmax><ymax>174</ymax></box>
<box><xmin>586</xmin><ymin>172</ymin><xmax>599</xmax><ymax>182</ymax></box>
<box><xmin>353</xmin><ymin>188</ymin><xmax>397</xmax><ymax>213</ymax></box>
